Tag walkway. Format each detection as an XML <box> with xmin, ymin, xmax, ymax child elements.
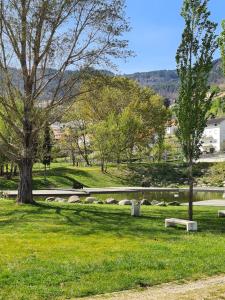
<box><xmin>182</xmin><ymin>199</ymin><xmax>225</xmax><ymax>206</ymax></box>
<box><xmin>78</xmin><ymin>275</ymin><xmax>225</xmax><ymax>300</ymax></box>
<box><xmin>2</xmin><ymin>186</ymin><xmax>225</xmax><ymax>198</ymax></box>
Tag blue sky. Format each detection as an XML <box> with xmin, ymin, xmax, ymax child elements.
<box><xmin>117</xmin><ymin>0</ymin><xmax>225</xmax><ymax>74</ymax></box>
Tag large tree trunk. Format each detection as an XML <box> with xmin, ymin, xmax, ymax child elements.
<box><xmin>17</xmin><ymin>158</ymin><xmax>34</xmax><ymax>204</ymax></box>
<box><xmin>188</xmin><ymin>159</ymin><xmax>193</xmax><ymax>221</ymax></box>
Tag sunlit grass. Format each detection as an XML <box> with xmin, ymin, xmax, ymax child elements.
<box><xmin>0</xmin><ymin>200</ymin><xmax>225</xmax><ymax>299</ymax></box>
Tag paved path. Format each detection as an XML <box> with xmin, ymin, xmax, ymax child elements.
<box><xmin>182</xmin><ymin>199</ymin><xmax>225</xmax><ymax>207</ymax></box>
<box><xmin>4</xmin><ymin>189</ymin><xmax>90</xmax><ymax>197</ymax></box>
<box><xmin>78</xmin><ymin>275</ymin><xmax>225</xmax><ymax>300</ymax></box>
<box><xmin>2</xmin><ymin>186</ymin><xmax>225</xmax><ymax>198</ymax></box>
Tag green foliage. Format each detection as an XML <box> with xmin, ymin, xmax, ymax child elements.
<box><xmin>209</xmin><ymin>96</ymin><xmax>225</xmax><ymax>117</ymax></box>
<box><xmin>175</xmin><ymin>0</ymin><xmax>218</xmax><ymax>162</ymax></box>
<box><xmin>219</xmin><ymin>20</ymin><xmax>225</xmax><ymax>76</ymax></box>
<box><xmin>66</xmin><ymin>76</ymin><xmax>169</xmax><ymax>169</ymax></box>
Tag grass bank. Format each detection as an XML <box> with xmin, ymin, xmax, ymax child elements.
<box><xmin>0</xmin><ymin>200</ymin><xmax>225</xmax><ymax>299</ymax></box>
<box><xmin>0</xmin><ymin>161</ymin><xmax>225</xmax><ymax>190</ymax></box>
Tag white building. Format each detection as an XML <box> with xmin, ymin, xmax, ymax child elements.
<box><xmin>166</xmin><ymin>117</ymin><xmax>225</xmax><ymax>154</ymax></box>
<box><xmin>201</xmin><ymin>117</ymin><xmax>225</xmax><ymax>153</ymax></box>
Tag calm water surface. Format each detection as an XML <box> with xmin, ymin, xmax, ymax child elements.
<box><xmin>84</xmin><ymin>191</ymin><xmax>224</xmax><ymax>203</ymax></box>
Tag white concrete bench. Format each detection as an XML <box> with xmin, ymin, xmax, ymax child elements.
<box><xmin>165</xmin><ymin>218</ymin><xmax>197</xmax><ymax>232</ymax></box>
<box><xmin>218</xmin><ymin>210</ymin><xmax>225</xmax><ymax>217</ymax></box>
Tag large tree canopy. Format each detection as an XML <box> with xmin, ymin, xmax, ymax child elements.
<box><xmin>0</xmin><ymin>0</ymin><xmax>131</xmax><ymax>203</ymax></box>
<box><xmin>63</xmin><ymin>76</ymin><xmax>169</xmax><ymax>170</ymax></box>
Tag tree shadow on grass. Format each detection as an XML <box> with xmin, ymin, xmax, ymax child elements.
<box><xmin>0</xmin><ymin>201</ymin><xmax>224</xmax><ymax>240</ymax></box>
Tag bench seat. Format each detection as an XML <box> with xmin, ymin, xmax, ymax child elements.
<box><xmin>165</xmin><ymin>218</ymin><xmax>197</xmax><ymax>232</ymax></box>
<box><xmin>218</xmin><ymin>210</ymin><xmax>225</xmax><ymax>217</ymax></box>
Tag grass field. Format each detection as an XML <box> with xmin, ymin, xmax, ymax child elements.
<box><xmin>0</xmin><ymin>200</ymin><xmax>225</xmax><ymax>299</ymax></box>
<box><xmin>0</xmin><ymin>163</ymin><xmax>129</xmax><ymax>190</ymax></box>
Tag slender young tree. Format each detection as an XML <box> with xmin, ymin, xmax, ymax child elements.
<box><xmin>219</xmin><ymin>20</ymin><xmax>225</xmax><ymax>75</ymax></box>
<box><xmin>175</xmin><ymin>0</ymin><xmax>217</xmax><ymax>220</ymax></box>
<box><xmin>0</xmin><ymin>0</ymin><xmax>130</xmax><ymax>204</ymax></box>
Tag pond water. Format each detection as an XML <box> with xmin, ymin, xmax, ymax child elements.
<box><xmin>83</xmin><ymin>191</ymin><xmax>224</xmax><ymax>203</ymax></box>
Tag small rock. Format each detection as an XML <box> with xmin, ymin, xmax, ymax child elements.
<box><xmin>105</xmin><ymin>198</ymin><xmax>118</xmax><ymax>204</ymax></box>
<box><xmin>93</xmin><ymin>200</ymin><xmax>104</xmax><ymax>204</ymax></box>
<box><xmin>151</xmin><ymin>200</ymin><xmax>160</xmax><ymax>205</ymax></box>
<box><xmin>68</xmin><ymin>195</ymin><xmax>81</xmax><ymax>203</ymax></box>
<box><xmin>85</xmin><ymin>197</ymin><xmax>97</xmax><ymax>203</ymax></box>
<box><xmin>156</xmin><ymin>202</ymin><xmax>167</xmax><ymax>207</ymax></box>
<box><xmin>168</xmin><ymin>201</ymin><xmax>180</xmax><ymax>206</ymax></box>
<box><xmin>45</xmin><ymin>197</ymin><xmax>55</xmax><ymax>202</ymax></box>
<box><xmin>55</xmin><ymin>197</ymin><xmax>67</xmax><ymax>203</ymax></box>
<box><xmin>119</xmin><ymin>199</ymin><xmax>132</xmax><ymax>205</ymax></box>
<box><xmin>140</xmin><ymin>199</ymin><xmax>151</xmax><ymax>206</ymax></box>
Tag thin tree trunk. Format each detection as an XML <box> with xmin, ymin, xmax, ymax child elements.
<box><xmin>17</xmin><ymin>159</ymin><xmax>34</xmax><ymax>204</ymax></box>
<box><xmin>71</xmin><ymin>150</ymin><xmax>76</xmax><ymax>166</ymax></box>
<box><xmin>9</xmin><ymin>163</ymin><xmax>13</xmax><ymax>179</ymax></box>
<box><xmin>13</xmin><ymin>165</ymin><xmax>18</xmax><ymax>176</ymax></box>
<box><xmin>5</xmin><ymin>164</ymin><xmax>8</xmax><ymax>178</ymax></box>
<box><xmin>101</xmin><ymin>157</ymin><xmax>105</xmax><ymax>173</ymax></box>
<box><xmin>0</xmin><ymin>165</ymin><xmax>3</xmax><ymax>176</ymax></box>
<box><xmin>44</xmin><ymin>164</ymin><xmax>47</xmax><ymax>182</ymax></box>
<box><xmin>188</xmin><ymin>159</ymin><xmax>193</xmax><ymax>221</ymax></box>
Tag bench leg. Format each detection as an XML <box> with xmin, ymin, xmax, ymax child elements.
<box><xmin>186</xmin><ymin>223</ymin><xmax>197</xmax><ymax>232</ymax></box>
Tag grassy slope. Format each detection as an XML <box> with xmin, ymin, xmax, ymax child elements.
<box><xmin>0</xmin><ymin>163</ymin><xmax>130</xmax><ymax>190</ymax></box>
<box><xmin>1</xmin><ymin>161</ymin><xmax>225</xmax><ymax>190</ymax></box>
<box><xmin>0</xmin><ymin>200</ymin><xmax>225</xmax><ymax>299</ymax></box>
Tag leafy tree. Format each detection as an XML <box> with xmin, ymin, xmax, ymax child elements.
<box><xmin>77</xmin><ymin>76</ymin><xmax>169</xmax><ymax>163</ymax></box>
<box><xmin>219</xmin><ymin>20</ymin><xmax>225</xmax><ymax>75</ymax></box>
<box><xmin>62</xmin><ymin>101</ymin><xmax>92</xmax><ymax>166</ymax></box>
<box><xmin>175</xmin><ymin>0</ymin><xmax>217</xmax><ymax>220</ymax></box>
<box><xmin>91</xmin><ymin>121</ymin><xmax>112</xmax><ymax>172</ymax></box>
<box><xmin>0</xmin><ymin>0</ymin><xmax>130</xmax><ymax>203</ymax></box>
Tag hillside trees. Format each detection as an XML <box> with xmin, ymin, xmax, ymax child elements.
<box><xmin>0</xmin><ymin>0</ymin><xmax>130</xmax><ymax>203</ymax></box>
<box><xmin>175</xmin><ymin>0</ymin><xmax>217</xmax><ymax>220</ymax></box>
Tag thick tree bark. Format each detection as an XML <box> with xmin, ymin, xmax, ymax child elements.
<box><xmin>17</xmin><ymin>159</ymin><xmax>34</xmax><ymax>204</ymax></box>
<box><xmin>188</xmin><ymin>159</ymin><xmax>193</xmax><ymax>221</ymax></box>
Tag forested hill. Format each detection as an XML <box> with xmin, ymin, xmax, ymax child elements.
<box><xmin>4</xmin><ymin>59</ymin><xmax>224</xmax><ymax>102</ymax></box>
<box><xmin>125</xmin><ymin>59</ymin><xmax>224</xmax><ymax>101</ymax></box>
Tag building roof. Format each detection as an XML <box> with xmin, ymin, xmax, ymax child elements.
<box><xmin>207</xmin><ymin>117</ymin><xmax>225</xmax><ymax>126</ymax></box>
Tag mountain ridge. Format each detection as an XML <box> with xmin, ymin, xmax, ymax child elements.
<box><xmin>125</xmin><ymin>58</ymin><xmax>224</xmax><ymax>100</ymax></box>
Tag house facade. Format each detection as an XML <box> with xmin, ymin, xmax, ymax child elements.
<box><xmin>201</xmin><ymin>117</ymin><xmax>225</xmax><ymax>153</ymax></box>
<box><xmin>165</xmin><ymin>117</ymin><xmax>225</xmax><ymax>154</ymax></box>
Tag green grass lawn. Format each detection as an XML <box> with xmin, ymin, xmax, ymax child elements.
<box><xmin>0</xmin><ymin>200</ymin><xmax>225</xmax><ymax>299</ymax></box>
<box><xmin>0</xmin><ymin>163</ymin><xmax>129</xmax><ymax>190</ymax></box>
<box><xmin>1</xmin><ymin>161</ymin><xmax>225</xmax><ymax>190</ymax></box>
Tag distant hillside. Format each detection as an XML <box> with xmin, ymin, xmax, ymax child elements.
<box><xmin>125</xmin><ymin>59</ymin><xmax>225</xmax><ymax>101</ymax></box>
<box><xmin>3</xmin><ymin>59</ymin><xmax>224</xmax><ymax>102</ymax></box>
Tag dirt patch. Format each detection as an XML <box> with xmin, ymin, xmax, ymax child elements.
<box><xmin>78</xmin><ymin>275</ymin><xmax>225</xmax><ymax>300</ymax></box>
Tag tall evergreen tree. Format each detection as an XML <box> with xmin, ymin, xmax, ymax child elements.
<box><xmin>175</xmin><ymin>0</ymin><xmax>217</xmax><ymax>220</ymax></box>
